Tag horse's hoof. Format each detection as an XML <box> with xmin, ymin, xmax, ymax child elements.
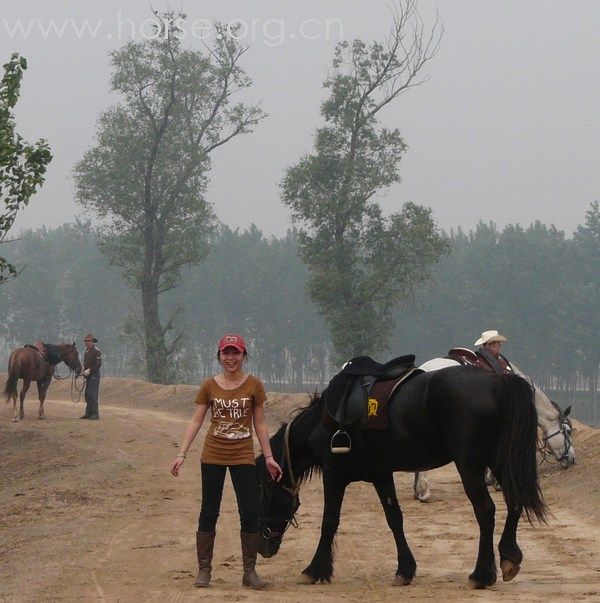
<box><xmin>298</xmin><ymin>574</ymin><xmax>317</xmax><ymax>585</ymax></box>
<box><xmin>416</xmin><ymin>493</ymin><xmax>431</xmax><ymax>503</ymax></box>
<box><xmin>12</xmin><ymin>417</ymin><xmax>19</xmax><ymax>422</ymax></box>
<box><xmin>468</xmin><ymin>569</ymin><xmax>496</xmax><ymax>590</ymax></box>
<box><xmin>38</xmin><ymin>416</ymin><xmax>45</xmax><ymax>420</ymax></box>
<box><xmin>500</xmin><ymin>560</ymin><xmax>521</xmax><ymax>582</ymax></box>
<box><xmin>393</xmin><ymin>575</ymin><xmax>413</xmax><ymax>586</ymax></box>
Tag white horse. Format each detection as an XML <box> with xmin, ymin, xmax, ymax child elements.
<box><xmin>413</xmin><ymin>358</ymin><xmax>576</xmax><ymax>502</ymax></box>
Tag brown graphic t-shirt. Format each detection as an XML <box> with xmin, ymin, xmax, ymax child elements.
<box><xmin>195</xmin><ymin>374</ymin><xmax>267</xmax><ymax>465</ymax></box>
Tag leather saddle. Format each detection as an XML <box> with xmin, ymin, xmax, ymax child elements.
<box><xmin>324</xmin><ymin>354</ymin><xmax>416</xmax><ymax>452</ymax></box>
<box><xmin>447</xmin><ymin>347</ymin><xmax>486</xmax><ymax>368</ymax></box>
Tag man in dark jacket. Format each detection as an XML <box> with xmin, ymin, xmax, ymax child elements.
<box><xmin>80</xmin><ymin>333</ymin><xmax>102</xmax><ymax>420</ymax></box>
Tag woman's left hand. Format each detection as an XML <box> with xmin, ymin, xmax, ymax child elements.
<box><xmin>266</xmin><ymin>456</ymin><xmax>283</xmax><ymax>482</ymax></box>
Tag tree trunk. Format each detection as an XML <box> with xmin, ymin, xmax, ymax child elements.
<box><xmin>293</xmin><ymin>354</ymin><xmax>303</xmax><ymax>392</ymax></box>
<box><xmin>319</xmin><ymin>344</ymin><xmax>327</xmax><ymax>389</ymax></box>
<box><xmin>592</xmin><ymin>370</ymin><xmax>598</xmax><ymax>426</ymax></box>
<box><xmin>141</xmin><ymin>278</ymin><xmax>169</xmax><ymax>383</ymax></box>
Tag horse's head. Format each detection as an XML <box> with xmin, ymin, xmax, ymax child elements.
<box><xmin>509</xmin><ymin>364</ymin><xmax>575</xmax><ymax>468</ymax></box>
<box><xmin>256</xmin><ymin>424</ymin><xmax>301</xmax><ymax>558</ymax></box>
<box><xmin>542</xmin><ymin>401</ymin><xmax>575</xmax><ymax>467</ymax></box>
<box><xmin>63</xmin><ymin>342</ymin><xmax>83</xmax><ymax>375</ymax></box>
<box><xmin>257</xmin><ymin>461</ymin><xmax>300</xmax><ymax>558</ymax></box>
<box><xmin>256</xmin><ymin>400</ymin><xmax>323</xmax><ymax>557</ymax></box>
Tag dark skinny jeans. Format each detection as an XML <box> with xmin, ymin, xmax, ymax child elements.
<box><xmin>198</xmin><ymin>463</ymin><xmax>260</xmax><ymax>533</ymax></box>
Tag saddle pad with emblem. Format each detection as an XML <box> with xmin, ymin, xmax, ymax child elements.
<box><xmin>364</xmin><ymin>368</ymin><xmax>421</xmax><ymax>430</ymax></box>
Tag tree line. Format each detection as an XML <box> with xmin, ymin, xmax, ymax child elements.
<box><xmin>0</xmin><ymin>221</ymin><xmax>330</xmax><ymax>390</ymax></box>
<box><xmin>0</xmin><ymin>208</ymin><xmax>598</xmax><ymax>424</ymax></box>
<box><xmin>393</xmin><ymin>204</ymin><xmax>600</xmax><ymax>424</ymax></box>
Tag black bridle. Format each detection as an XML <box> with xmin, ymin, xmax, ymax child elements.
<box><xmin>259</xmin><ymin>422</ymin><xmax>301</xmax><ymax>543</ymax></box>
<box><xmin>538</xmin><ymin>414</ymin><xmax>573</xmax><ymax>465</ymax></box>
<box><xmin>51</xmin><ymin>349</ymin><xmax>84</xmax><ymax>403</ymax></box>
<box><xmin>519</xmin><ymin>380</ymin><xmax>574</xmax><ymax>467</ymax></box>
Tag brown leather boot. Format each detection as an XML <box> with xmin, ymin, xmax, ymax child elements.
<box><xmin>195</xmin><ymin>531</ymin><xmax>215</xmax><ymax>587</ymax></box>
<box><xmin>240</xmin><ymin>531</ymin><xmax>270</xmax><ymax>589</ymax></box>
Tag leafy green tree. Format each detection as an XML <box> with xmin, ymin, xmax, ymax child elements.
<box><xmin>258</xmin><ymin>230</ymin><xmax>330</xmax><ymax>389</ymax></box>
<box><xmin>282</xmin><ymin>1</ymin><xmax>446</xmax><ymax>359</ymax></box>
<box><xmin>0</xmin><ymin>53</ymin><xmax>52</xmax><ymax>284</ymax></box>
<box><xmin>392</xmin><ymin>223</ymin><xmax>500</xmax><ymax>362</ymax></box>
<box><xmin>571</xmin><ymin>201</ymin><xmax>600</xmax><ymax>416</ymax></box>
<box><xmin>393</xmin><ymin>221</ymin><xmax>574</xmax><ymax>378</ymax></box>
<box><xmin>175</xmin><ymin>225</ymin><xmax>330</xmax><ymax>388</ymax></box>
<box><xmin>0</xmin><ymin>221</ymin><xmax>133</xmax><ymax>374</ymax></box>
<box><xmin>494</xmin><ymin>222</ymin><xmax>574</xmax><ymax>381</ymax></box>
<box><xmin>74</xmin><ymin>14</ymin><xmax>265</xmax><ymax>383</ymax></box>
<box><xmin>0</xmin><ymin>227</ymin><xmax>61</xmax><ymax>342</ymax></box>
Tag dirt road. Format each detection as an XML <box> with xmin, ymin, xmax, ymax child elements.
<box><xmin>1</xmin><ymin>379</ymin><xmax>600</xmax><ymax>602</ymax></box>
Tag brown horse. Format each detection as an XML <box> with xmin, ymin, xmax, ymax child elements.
<box><xmin>4</xmin><ymin>342</ymin><xmax>82</xmax><ymax>421</ymax></box>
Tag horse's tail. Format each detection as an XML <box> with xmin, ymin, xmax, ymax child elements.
<box><xmin>493</xmin><ymin>373</ymin><xmax>548</xmax><ymax>523</ymax></box>
<box><xmin>4</xmin><ymin>353</ymin><xmax>21</xmax><ymax>402</ymax></box>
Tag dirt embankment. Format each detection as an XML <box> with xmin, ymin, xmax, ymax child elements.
<box><xmin>1</xmin><ymin>376</ymin><xmax>600</xmax><ymax>602</ymax></box>
<box><xmin>2</xmin><ymin>373</ymin><xmax>307</xmax><ymax>421</ymax></box>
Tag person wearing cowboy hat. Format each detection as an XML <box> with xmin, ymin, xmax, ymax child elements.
<box><xmin>473</xmin><ymin>329</ymin><xmax>513</xmax><ymax>374</ymax></box>
<box><xmin>80</xmin><ymin>333</ymin><xmax>102</xmax><ymax>420</ymax></box>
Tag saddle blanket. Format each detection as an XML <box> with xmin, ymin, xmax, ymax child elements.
<box><xmin>364</xmin><ymin>368</ymin><xmax>419</xmax><ymax>430</ymax></box>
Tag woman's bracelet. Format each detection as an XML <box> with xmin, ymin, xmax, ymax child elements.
<box><xmin>265</xmin><ymin>455</ymin><xmax>273</xmax><ymax>459</ymax></box>
<box><xmin>177</xmin><ymin>452</ymin><xmax>186</xmax><ymax>459</ymax></box>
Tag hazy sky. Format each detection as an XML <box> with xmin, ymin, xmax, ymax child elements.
<box><xmin>3</xmin><ymin>0</ymin><xmax>599</xmax><ymax>238</ymax></box>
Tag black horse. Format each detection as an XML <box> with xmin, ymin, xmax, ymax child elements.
<box><xmin>257</xmin><ymin>365</ymin><xmax>547</xmax><ymax>590</ymax></box>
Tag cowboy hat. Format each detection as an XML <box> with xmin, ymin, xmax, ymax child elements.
<box><xmin>83</xmin><ymin>333</ymin><xmax>98</xmax><ymax>343</ymax></box>
<box><xmin>474</xmin><ymin>330</ymin><xmax>507</xmax><ymax>346</ymax></box>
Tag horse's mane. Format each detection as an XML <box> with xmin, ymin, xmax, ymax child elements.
<box><xmin>510</xmin><ymin>362</ymin><xmax>567</xmax><ymax>419</ymax></box>
<box><xmin>44</xmin><ymin>343</ymin><xmax>62</xmax><ymax>365</ymax></box>
<box><xmin>292</xmin><ymin>390</ymin><xmax>324</xmax><ymax>415</ymax></box>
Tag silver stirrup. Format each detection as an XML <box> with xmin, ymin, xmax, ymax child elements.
<box><xmin>330</xmin><ymin>429</ymin><xmax>351</xmax><ymax>454</ymax></box>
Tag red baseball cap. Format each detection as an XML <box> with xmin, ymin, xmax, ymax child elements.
<box><xmin>218</xmin><ymin>334</ymin><xmax>247</xmax><ymax>353</ymax></box>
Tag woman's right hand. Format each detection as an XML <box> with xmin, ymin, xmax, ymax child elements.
<box><xmin>170</xmin><ymin>457</ymin><xmax>185</xmax><ymax>477</ymax></box>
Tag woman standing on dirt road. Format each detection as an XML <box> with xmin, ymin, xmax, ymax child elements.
<box><xmin>170</xmin><ymin>334</ymin><xmax>282</xmax><ymax>590</ymax></box>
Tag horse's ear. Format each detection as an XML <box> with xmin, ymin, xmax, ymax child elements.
<box><xmin>564</xmin><ymin>405</ymin><xmax>572</xmax><ymax>417</ymax></box>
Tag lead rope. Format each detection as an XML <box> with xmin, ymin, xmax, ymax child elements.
<box><xmin>54</xmin><ymin>366</ymin><xmax>85</xmax><ymax>403</ymax></box>
<box><xmin>52</xmin><ymin>362</ymin><xmax>85</xmax><ymax>403</ymax></box>
<box><xmin>71</xmin><ymin>372</ymin><xmax>86</xmax><ymax>403</ymax></box>
<box><xmin>283</xmin><ymin>421</ymin><xmax>300</xmax><ymax>495</ymax></box>
<box><xmin>53</xmin><ymin>364</ymin><xmax>70</xmax><ymax>380</ymax></box>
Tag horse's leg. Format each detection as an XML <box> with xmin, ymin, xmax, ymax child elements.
<box><xmin>413</xmin><ymin>471</ymin><xmax>431</xmax><ymax>502</ymax></box>
<box><xmin>300</xmin><ymin>470</ymin><xmax>347</xmax><ymax>584</ymax></box>
<box><xmin>373</xmin><ymin>474</ymin><xmax>417</xmax><ymax>585</ymax></box>
<box><xmin>455</xmin><ymin>462</ymin><xmax>497</xmax><ymax>589</ymax></box>
<box><xmin>498</xmin><ymin>498</ymin><xmax>524</xmax><ymax>582</ymax></box>
<box><xmin>484</xmin><ymin>467</ymin><xmax>502</xmax><ymax>491</ymax></box>
<box><xmin>11</xmin><ymin>383</ymin><xmax>19</xmax><ymax>422</ymax></box>
<box><xmin>36</xmin><ymin>377</ymin><xmax>51</xmax><ymax>419</ymax></box>
<box><xmin>19</xmin><ymin>380</ymin><xmax>31</xmax><ymax>420</ymax></box>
